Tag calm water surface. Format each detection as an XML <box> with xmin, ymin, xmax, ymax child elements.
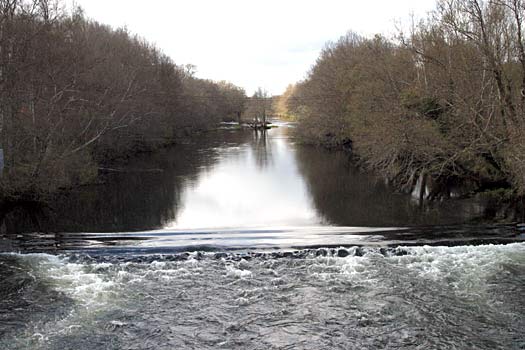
<box><xmin>1</xmin><ymin>122</ymin><xmax>524</xmax><ymax>349</ymax></box>
<box><xmin>2</xmin><ymin>123</ymin><xmax>521</xmax><ymax>251</ymax></box>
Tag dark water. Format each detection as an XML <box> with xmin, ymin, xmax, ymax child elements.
<box><xmin>1</xmin><ymin>123</ymin><xmax>525</xmax><ymax>349</ymax></box>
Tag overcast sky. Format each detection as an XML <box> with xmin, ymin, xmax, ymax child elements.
<box><xmin>66</xmin><ymin>0</ymin><xmax>436</xmax><ymax>95</ymax></box>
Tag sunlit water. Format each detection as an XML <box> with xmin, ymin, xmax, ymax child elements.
<box><xmin>166</xmin><ymin>131</ymin><xmax>318</xmax><ymax>229</ymax></box>
<box><xmin>1</xmin><ymin>123</ymin><xmax>525</xmax><ymax>349</ymax></box>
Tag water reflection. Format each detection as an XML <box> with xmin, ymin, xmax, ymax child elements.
<box><xmin>2</xmin><ymin>130</ymin><xmax>255</xmax><ymax>233</ymax></box>
<box><xmin>2</xmin><ymin>123</ymin><xmax>496</xmax><ymax>244</ymax></box>
<box><xmin>295</xmin><ymin>147</ymin><xmax>488</xmax><ymax>226</ymax></box>
<box><xmin>252</xmin><ymin>130</ymin><xmax>273</xmax><ymax>169</ymax></box>
<box><xmin>167</xmin><ymin>129</ymin><xmax>320</xmax><ymax>229</ymax></box>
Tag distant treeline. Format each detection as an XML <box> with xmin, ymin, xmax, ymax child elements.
<box><xmin>0</xmin><ymin>0</ymin><xmax>246</xmax><ymax>200</ymax></box>
<box><xmin>282</xmin><ymin>0</ymin><xmax>525</xmax><ymax>201</ymax></box>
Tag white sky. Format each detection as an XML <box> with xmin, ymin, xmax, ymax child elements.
<box><xmin>66</xmin><ymin>0</ymin><xmax>436</xmax><ymax>95</ymax></box>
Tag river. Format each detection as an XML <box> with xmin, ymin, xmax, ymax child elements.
<box><xmin>1</xmin><ymin>122</ymin><xmax>524</xmax><ymax>349</ymax></box>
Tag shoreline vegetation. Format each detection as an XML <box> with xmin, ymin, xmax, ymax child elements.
<box><xmin>0</xmin><ymin>1</ymin><xmax>246</xmax><ymax>206</ymax></box>
<box><xmin>278</xmin><ymin>0</ymin><xmax>525</xmax><ymax>220</ymax></box>
<box><xmin>2</xmin><ymin>0</ymin><xmax>525</xmax><ymax>231</ymax></box>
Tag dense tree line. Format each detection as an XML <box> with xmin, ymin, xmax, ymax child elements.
<box><xmin>0</xmin><ymin>0</ymin><xmax>246</xmax><ymax>200</ymax></box>
<box><xmin>274</xmin><ymin>84</ymin><xmax>297</xmax><ymax>120</ymax></box>
<box><xmin>284</xmin><ymin>0</ymin><xmax>525</xmax><ymax>201</ymax></box>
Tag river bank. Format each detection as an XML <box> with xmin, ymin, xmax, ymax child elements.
<box><xmin>289</xmin><ymin>128</ymin><xmax>525</xmax><ymax>224</ymax></box>
<box><xmin>319</xmin><ymin>141</ymin><xmax>525</xmax><ymax>223</ymax></box>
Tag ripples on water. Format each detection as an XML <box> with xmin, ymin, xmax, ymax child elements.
<box><xmin>1</xmin><ymin>243</ymin><xmax>524</xmax><ymax>350</ymax></box>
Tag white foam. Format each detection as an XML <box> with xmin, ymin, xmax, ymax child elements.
<box><xmin>1</xmin><ymin>253</ymin><xmax>121</xmax><ymax>310</ymax></box>
<box><xmin>337</xmin><ymin>243</ymin><xmax>525</xmax><ymax>297</ymax></box>
<box><xmin>226</xmin><ymin>265</ymin><xmax>252</xmax><ymax>278</ymax></box>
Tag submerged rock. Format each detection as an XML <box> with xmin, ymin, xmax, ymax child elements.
<box><xmin>337</xmin><ymin>249</ymin><xmax>350</xmax><ymax>258</ymax></box>
<box><xmin>316</xmin><ymin>249</ymin><xmax>328</xmax><ymax>257</ymax></box>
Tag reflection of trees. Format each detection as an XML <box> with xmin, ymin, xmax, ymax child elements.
<box><xmin>3</xmin><ymin>130</ymin><xmax>253</xmax><ymax>233</ymax></box>
<box><xmin>295</xmin><ymin>146</ymin><xmax>486</xmax><ymax>226</ymax></box>
<box><xmin>252</xmin><ymin>130</ymin><xmax>273</xmax><ymax>170</ymax></box>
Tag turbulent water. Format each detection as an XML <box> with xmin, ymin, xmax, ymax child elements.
<box><xmin>1</xmin><ymin>244</ymin><xmax>524</xmax><ymax>350</ymax></box>
<box><xmin>1</xmin><ymin>123</ymin><xmax>525</xmax><ymax>349</ymax></box>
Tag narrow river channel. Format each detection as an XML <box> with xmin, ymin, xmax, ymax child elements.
<box><xmin>1</xmin><ymin>122</ymin><xmax>524</xmax><ymax>349</ymax></box>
